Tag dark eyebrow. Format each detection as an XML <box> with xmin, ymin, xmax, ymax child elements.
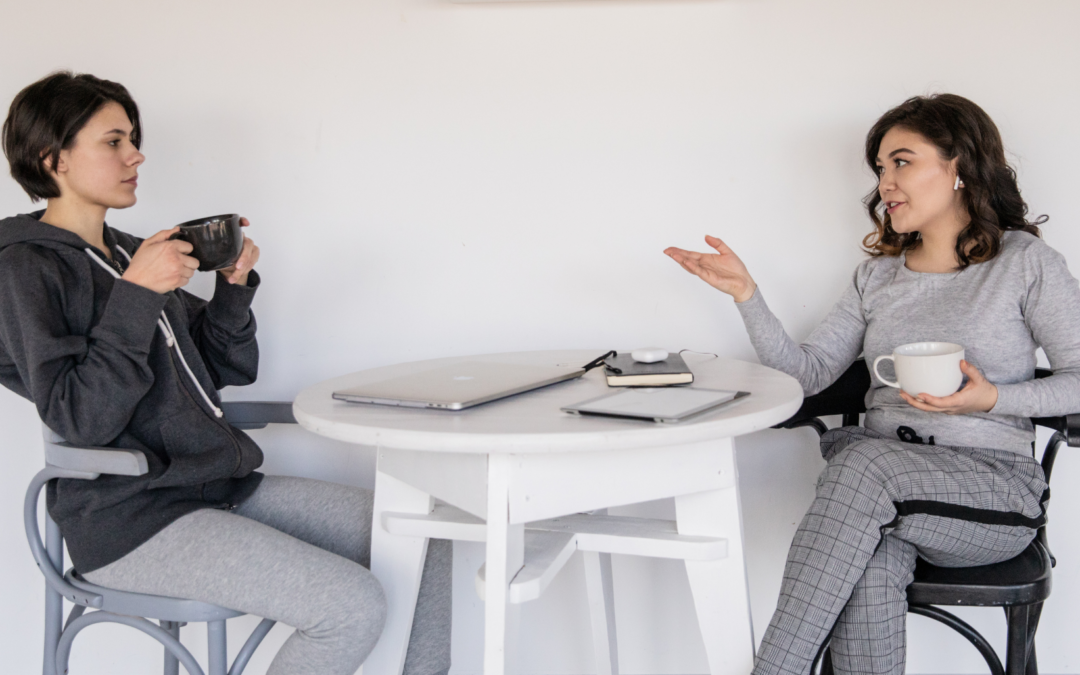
<box><xmin>875</xmin><ymin>147</ymin><xmax>916</xmax><ymax>164</ymax></box>
<box><xmin>102</xmin><ymin>128</ymin><xmax>128</xmax><ymax>136</ymax></box>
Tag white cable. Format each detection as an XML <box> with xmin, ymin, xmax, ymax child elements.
<box><xmin>85</xmin><ymin>247</ymin><xmax>121</xmax><ymax>278</ymax></box>
<box><xmin>105</xmin><ymin>248</ymin><xmax>178</xmax><ymax>344</ymax></box>
<box><xmin>85</xmin><ymin>248</ymin><xmax>223</xmax><ymax>418</ymax></box>
<box><xmin>85</xmin><ymin>248</ymin><xmax>172</xmax><ymax>343</ymax></box>
<box><xmin>160</xmin><ymin>312</ymin><xmax>223</xmax><ymax>417</ymax></box>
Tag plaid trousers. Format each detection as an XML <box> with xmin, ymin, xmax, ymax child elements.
<box><xmin>752</xmin><ymin>426</ymin><xmax>1047</xmax><ymax>675</ymax></box>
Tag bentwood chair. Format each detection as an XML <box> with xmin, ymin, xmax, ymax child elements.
<box><xmin>26</xmin><ymin>402</ymin><xmax>296</xmax><ymax>675</ymax></box>
<box><xmin>775</xmin><ymin>360</ymin><xmax>1079</xmax><ymax>675</ymax></box>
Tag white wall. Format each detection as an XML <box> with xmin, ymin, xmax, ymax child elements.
<box><xmin>2</xmin><ymin>0</ymin><xmax>1079</xmax><ymax>673</ymax></box>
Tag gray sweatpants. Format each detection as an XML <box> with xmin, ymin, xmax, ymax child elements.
<box><xmin>753</xmin><ymin>426</ymin><xmax>1047</xmax><ymax>675</ymax></box>
<box><xmin>85</xmin><ymin>475</ymin><xmax>451</xmax><ymax>675</ymax></box>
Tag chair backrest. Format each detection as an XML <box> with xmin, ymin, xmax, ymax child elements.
<box><xmin>25</xmin><ymin>462</ymin><xmax>107</xmax><ymax>608</ymax></box>
<box><xmin>220</xmin><ymin>401</ymin><xmax>297</xmax><ymax>429</ymax></box>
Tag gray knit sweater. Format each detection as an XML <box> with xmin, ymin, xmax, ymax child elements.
<box><xmin>736</xmin><ymin>231</ymin><xmax>1080</xmax><ymax>454</ymax></box>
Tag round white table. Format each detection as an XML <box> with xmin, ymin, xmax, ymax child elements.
<box><xmin>294</xmin><ymin>350</ymin><xmax>802</xmax><ymax>675</ymax></box>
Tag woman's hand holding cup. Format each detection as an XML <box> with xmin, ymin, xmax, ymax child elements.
<box><xmin>873</xmin><ymin>343</ymin><xmax>998</xmax><ymax>414</ymax></box>
<box><xmin>664</xmin><ymin>235</ymin><xmax>757</xmax><ymax>303</ymax></box>
<box><xmin>121</xmin><ymin>227</ymin><xmax>199</xmax><ymax>294</ymax></box>
<box><xmin>901</xmin><ymin>360</ymin><xmax>999</xmax><ymax>415</ymax></box>
<box><xmin>216</xmin><ymin>217</ymin><xmax>259</xmax><ymax>285</ymax></box>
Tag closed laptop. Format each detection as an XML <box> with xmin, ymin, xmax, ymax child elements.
<box><xmin>332</xmin><ymin>361</ymin><xmax>585</xmax><ymax>410</ymax></box>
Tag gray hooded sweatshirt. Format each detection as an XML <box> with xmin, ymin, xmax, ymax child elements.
<box><xmin>0</xmin><ymin>212</ymin><xmax>264</xmax><ymax>573</ymax></box>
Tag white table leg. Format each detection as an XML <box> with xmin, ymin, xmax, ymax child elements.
<box><xmin>583</xmin><ymin>551</ymin><xmax>619</xmax><ymax>675</ymax></box>
<box><xmin>484</xmin><ymin>454</ymin><xmax>524</xmax><ymax>675</ymax></box>
<box><xmin>675</xmin><ymin>441</ymin><xmax>754</xmax><ymax>675</ymax></box>
<box><xmin>367</xmin><ymin>467</ymin><xmax>433</xmax><ymax>675</ymax></box>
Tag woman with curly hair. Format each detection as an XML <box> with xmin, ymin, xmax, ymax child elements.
<box><xmin>666</xmin><ymin>94</ymin><xmax>1080</xmax><ymax>675</ymax></box>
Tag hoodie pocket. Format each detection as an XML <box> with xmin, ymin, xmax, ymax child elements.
<box><xmin>147</xmin><ymin>410</ymin><xmax>242</xmax><ymax>490</ymax></box>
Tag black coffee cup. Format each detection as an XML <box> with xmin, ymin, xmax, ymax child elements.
<box><xmin>171</xmin><ymin>214</ymin><xmax>244</xmax><ymax>272</ymax></box>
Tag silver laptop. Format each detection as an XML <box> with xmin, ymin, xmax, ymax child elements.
<box><xmin>332</xmin><ymin>361</ymin><xmax>586</xmax><ymax>410</ymax></box>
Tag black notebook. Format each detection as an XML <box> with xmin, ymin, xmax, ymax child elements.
<box><xmin>603</xmin><ymin>353</ymin><xmax>694</xmax><ymax>387</ymax></box>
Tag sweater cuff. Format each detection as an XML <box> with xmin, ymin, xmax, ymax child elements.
<box><xmin>92</xmin><ymin>279</ymin><xmax>169</xmax><ymax>353</ymax></box>
<box><xmin>206</xmin><ymin>269</ymin><xmax>259</xmax><ymax>330</ymax></box>
<box><xmin>734</xmin><ymin>286</ymin><xmax>769</xmax><ymax>323</ymax></box>
<box><xmin>989</xmin><ymin>382</ymin><xmax>1024</xmax><ymax>417</ymax></box>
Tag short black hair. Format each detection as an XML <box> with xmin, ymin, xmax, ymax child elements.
<box><xmin>2</xmin><ymin>72</ymin><xmax>142</xmax><ymax>201</ymax></box>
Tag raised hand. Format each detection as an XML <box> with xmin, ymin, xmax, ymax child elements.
<box><xmin>664</xmin><ymin>235</ymin><xmax>757</xmax><ymax>302</ymax></box>
<box><xmin>217</xmin><ymin>217</ymin><xmax>259</xmax><ymax>285</ymax></box>
<box><xmin>121</xmin><ymin>227</ymin><xmax>199</xmax><ymax>294</ymax></box>
<box><xmin>900</xmin><ymin>360</ymin><xmax>999</xmax><ymax>415</ymax></box>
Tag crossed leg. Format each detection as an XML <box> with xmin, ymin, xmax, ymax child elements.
<box><xmin>752</xmin><ymin>427</ymin><xmax>1046</xmax><ymax>675</ymax></box>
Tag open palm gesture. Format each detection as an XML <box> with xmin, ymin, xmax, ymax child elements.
<box><xmin>665</xmin><ymin>235</ymin><xmax>757</xmax><ymax>302</ymax></box>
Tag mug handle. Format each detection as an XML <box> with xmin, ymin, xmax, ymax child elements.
<box><xmin>872</xmin><ymin>355</ymin><xmax>900</xmax><ymax>388</ymax></box>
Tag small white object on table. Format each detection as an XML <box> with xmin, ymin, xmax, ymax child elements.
<box><xmin>293</xmin><ymin>350</ymin><xmax>802</xmax><ymax>675</ymax></box>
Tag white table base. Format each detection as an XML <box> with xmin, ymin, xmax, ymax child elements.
<box><xmin>365</xmin><ymin>437</ymin><xmax>755</xmax><ymax>675</ymax></box>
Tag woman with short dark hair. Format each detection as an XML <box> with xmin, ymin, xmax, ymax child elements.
<box><xmin>666</xmin><ymin>94</ymin><xmax>1080</xmax><ymax>675</ymax></box>
<box><xmin>1</xmin><ymin>71</ymin><xmax>451</xmax><ymax>675</ymax></box>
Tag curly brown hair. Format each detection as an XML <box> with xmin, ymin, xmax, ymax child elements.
<box><xmin>862</xmin><ymin>94</ymin><xmax>1044</xmax><ymax>269</ymax></box>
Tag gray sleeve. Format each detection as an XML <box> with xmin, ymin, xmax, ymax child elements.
<box><xmin>991</xmin><ymin>242</ymin><xmax>1080</xmax><ymax>417</ymax></box>
<box><xmin>735</xmin><ymin>267</ymin><xmax>867</xmax><ymax>396</ymax></box>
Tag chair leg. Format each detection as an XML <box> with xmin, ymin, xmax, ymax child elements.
<box><xmin>810</xmin><ymin>628</ymin><xmax>834</xmax><ymax>675</ymax></box>
<box><xmin>1005</xmin><ymin>605</ymin><xmax>1031</xmax><ymax>675</ymax></box>
<box><xmin>1024</xmin><ymin>603</ymin><xmax>1043</xmax><ymax>675</ymax></box>
<box><xmin>207</xmin><ymin>620</ymin><xmax>228</xmax><ymax>675</ymax></box>
<box><xmin>820</xmin><ymin>646</ymin><xmax>834</xmax><ymax>675</ymax></box>
<box><xmin>64</xmin><ymin>605</ymin><xmax>87</xmax><ymax>631</ymax></box>
<box><xmin>228</xmin><ymin>619</ymin><xmax>276</xmax><ymax>675</ymax></box>
<box><xmin>162</xmin><ymin>621</ymin><xmax>181</xmax><ymax>675</ymax></box>
<box><xmin>43</xmin><ymin>515</ymin><xmax>64</xmax><ymax>675</ymax></box>
<box><xmin>43</xmin><ymin>587</ymin><xmax>63</xmax><ymax>675</ymax></box>
<box><xmin>910</xmin><ymin>605</ymin><xmax>1004</xmax><ymax>675</ymax></box>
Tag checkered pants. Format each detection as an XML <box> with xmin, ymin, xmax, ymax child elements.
<box><xmin>752</xmin><ymin>426</ymin><xmax>1047</xmax><ymax>675</ymax></box>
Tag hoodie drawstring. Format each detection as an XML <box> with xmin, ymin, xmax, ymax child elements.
<box><xmin>86</xmin><ymin>246</ymin><xmax>224</xmax><ymax>418</ymax></box>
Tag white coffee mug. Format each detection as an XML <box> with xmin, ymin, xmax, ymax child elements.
<box><xmin>872</xmin><ymin>342</ymin><xmax>965</xmax><ymax>397</ymax></box>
